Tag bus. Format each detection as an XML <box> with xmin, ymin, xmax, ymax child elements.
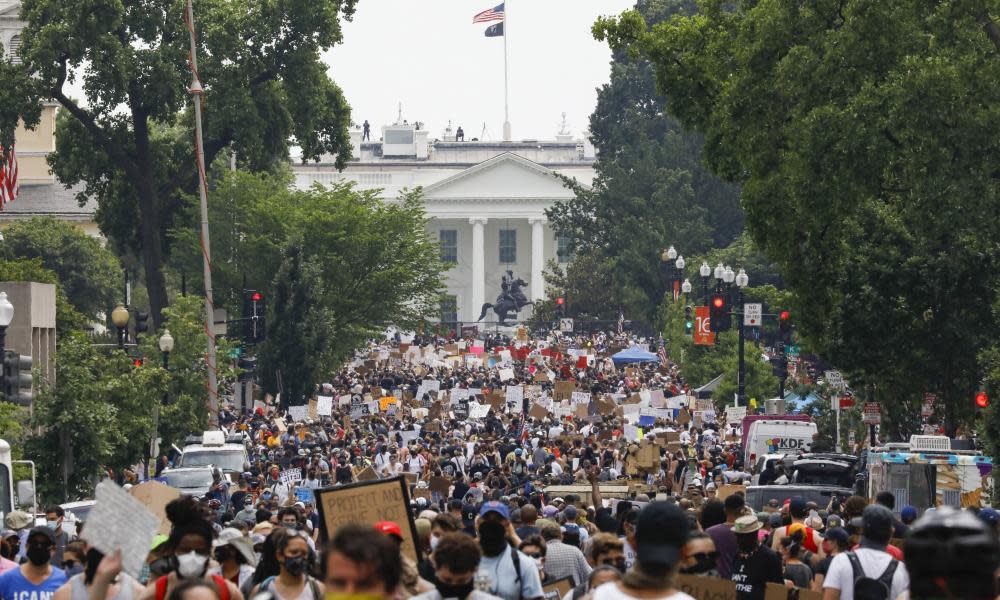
<box><xmin>867</xmin><ymin>435</ymin><xmax>993</xmax><ymax>515</ymax></box>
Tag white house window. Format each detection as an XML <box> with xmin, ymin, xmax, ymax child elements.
<box><xmin>557</xmin><ymin>234</ymin><xmax>574</xmax><ymax>263</ymax></box>
<box><xmin>8</xmin><ymin>35</ymin><xmax>21</xmax><ymax>65</ymax></box>
<box><xmin>439</xmin><ymin>229</ymin><xmax>457</xmax><ymax>263</ymax></box>
<box><xmin>440</xmin><ymin>296</ymin><xmax>458</xmax><ymax>325</ymax></box>
<box><xmin>499</xmin><ymin>229</ymin><xmax>516</xmax><ymax>264</ymax></box>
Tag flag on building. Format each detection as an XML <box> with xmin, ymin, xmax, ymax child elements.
<box><xmin>5</xmin><ymin>144</ymin><xmax>18</xmax><ymax>204</ymax></box>
<box><xmin>484</xmin><ymin>22</ymin><xmax>504</xmax><ymax>37</ymax></box>
<box><xmin>473</xmin><ymin>3</ymin><xmax>504</xmax><ymax>23</ymax></box>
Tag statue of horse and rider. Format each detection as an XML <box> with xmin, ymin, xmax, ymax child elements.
<box><xmin>477</xmin><ymin>270</ymin><xmax>532</xmax><ymax>326</ymax></box>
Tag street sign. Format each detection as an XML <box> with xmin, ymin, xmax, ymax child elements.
<box><xmin>743</xmin><ymin>303</ymin><xmax>762</xmax><ymax>327</ymax></box>
<box><xmin>559</xmin><ymin>318</ymin><xmax>574</xmax><ymax>332</ymax></box>
<box><xmin>694</xmin><ymin>306</ymin><xmax>715</xmax><ymax>346</ymax></box>
<box><xmin>785</xmin><ymin>345</ymin><xmax>800</xmax><ymax>357</ymax></box>
<box><xmin>824</xmin><ymin>370</ymin><xmax>844</xmax><ymax>389</ymax></box>
<box><xmin>863</xmin><ymin>402</ymin><xmax>881</xmax><ymax>425</ymax></box>
<box><xmin>837</xmin><ymin>396</ymin><xmax>854</xmax><ymax>409</ymax></box>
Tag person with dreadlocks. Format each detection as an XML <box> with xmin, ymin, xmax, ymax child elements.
<box><xmin>89</xmin><ymin>497</ymin><xmax>245</xmax><ymax>600</ymax></box>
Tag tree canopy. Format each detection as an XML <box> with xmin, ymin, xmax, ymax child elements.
<box><xmin>0</xmin><ymin>0</ymin><xmax>358</xmax><ymax>326</ymax></box>
<box><xmin>596</xmin><ymin>0</ymin><xmax>1000</xmax><ymax>432</ymax></box>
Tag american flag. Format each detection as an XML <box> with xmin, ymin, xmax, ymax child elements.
<box><xmin>473</xmin><ymin>3</ymin><xmax>505</xmax><ymax>23</ymax></box>
<box><xmin>658</xmin><ymin>333</ymin><xmax>668</xmax><ymax>365</ymax></box>
<box><xmin>0</xmin><ymin>144</ymin><xmax>17</xmax><ymax>210</ymax></box>
<box><xmin>617</xmin><ymin>310</ymin><xmax>624</xmax><ymax>335</ymax></box>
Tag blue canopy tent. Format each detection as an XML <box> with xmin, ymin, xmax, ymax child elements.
<box><xmin>611</xmin><ymin>345</ymin><xmax>660</xmax><ymax>366</ymax></box>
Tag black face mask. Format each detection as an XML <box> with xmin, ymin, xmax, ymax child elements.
<box><xmin>680</xmin><ymin>555</ymin><xmax>716</xmax><ymax>575</ymax></box>
<box><xmin>214</xmin><ymin>547</ymin><xmax>234</xmax><ymax>563</ymax></box>
<box><xmin>478</xmin><ymin>521</ymin><xmax>508</xmax><ymax>556</ymax></box>
<box><xmin>736</xmin><ymin>534</ymin><xmax>759</xmax><ymax>555</ymax></box>
<box><xmin>26</xmin><ymin>546</ymin><xmax>51</xmax><ymax>566</ymax></box>
<box><xmin>436</xmin><ymin>579</ymin><xmax>475</xmax><ymax>600</ymax></box>
<box><xmin>283</xmin><ymin>555</ymin><xmax>308</xmax><ymax>577</ymax></box>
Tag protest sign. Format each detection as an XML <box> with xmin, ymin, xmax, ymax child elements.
<box><xmin>296</xmin><ymin>488</ymin><xmax>315</xmax><ymax>503</ymax></box>
<box><xmin>469</xmin><ymin>402</ymin><xmax>490</xmax><ymax>419</ymax></box>
<box><xmin>676</xmin><ymin>574</ymin><xmax>737</xmax><ymax>600</ymax></box>
<box><xmin>307</xmin><ymin>399</ymin><xmax>318</xmax><ymax>419</ymax></box>
<box><xmin>571</xmin><ymin>391</ymin><xmax>591</xmax><ymax>405</ymax></box>
<box><xmin>541</xmin><ymin>577</ymin><xmax>573</xmax><ymax>600</ymax></box>
<box><xmin>129</xmin><ymin>481</ymin><xmax>180</xmax><ymax>536</ymax></box>
<box><xmin>83</xmin><ymin>481</ymin><xmax>160</xmax><ymax>580</ymax></box>
<box><xmin>356</xmin><ymin>466</ymin><xmax>378</xmax><ymax>481</ymax></box>
<box><xmin>726</xmin><ymin>405</ymin><xmax>747</xmax><ymax>424</ymax></box>
<box><xmin>554</xmin><ymin>381</ymin><xmax>576</xmax><ymax>401</ymax></box>
<box><xmin>429</xmin><ymin>476</ymin><xmax>452</xmax><ymax>494</ymax></box>
<box><xmin>505</xmin><ymin>385</ymin><xmax>524</xmax><ymax>406</ymax></box>
<box><xmin>499</xmin><ymin>368</ymin><xmax>515</xmax><ymax>381</ymax></box>
<box><xmin>287</xmin><ymin>405</ymin><xmax>308</xmax><ymax>422</ymax></box>
<box><xmin>717</xmin><ymin>484</ymin><xmax>744</xmax><ymax>500</ymax></box>
<box><xmin>529</xmin><ymin>403</ymin><xmax>549</xmax><ymax>420</ymax></box>
<box><xmin>315</xmin><ymin>477</ymin><xmax>420</xmax><ymax>562</ymax></box>
<box><xmin>317</xmin><ymin>396</ymin><xmax>334</xmax><ymax>416</ymax></box>
<box><xmin>280</xmin><ymin>468</ymin><xmax>303</xmax><ymax>485</ymax></box>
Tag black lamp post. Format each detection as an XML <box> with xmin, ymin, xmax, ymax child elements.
<box><xmin>734</xmin><ymin>268</ymin><xmax>749</xmax><ymax>405</ymax></box>
<box><xmin>699</xmin><ymin>262</ymin><xmax>711</xmax><ymax>305</ymax></box>
<box><xmin>111</xmin><ymin>304</ymin><xmax>130</xmax><ymax>351</ymax></box>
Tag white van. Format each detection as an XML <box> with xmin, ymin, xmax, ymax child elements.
<box><xmin>744</xmin><ymin>419</ymin><xmax>817</xmax><ymax>467</ymax></box>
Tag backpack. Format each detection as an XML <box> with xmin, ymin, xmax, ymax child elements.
<box><xmin>846</xmin><ymin>551</ymin><xmax>898</xmax><ymax>600</ymax></box>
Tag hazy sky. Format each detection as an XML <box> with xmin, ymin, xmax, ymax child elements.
<box><xmin>323</xmin><ymin>0</ymin><xmax>636</xmax><ymax>141</ymax></box>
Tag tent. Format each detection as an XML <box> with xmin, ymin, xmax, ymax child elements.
<box><xmin>611</xmin><ymin>345</ymin><xmax>660</xmax><ymax>365</ymax></box>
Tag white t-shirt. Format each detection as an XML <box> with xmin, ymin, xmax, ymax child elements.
<box><xmin>823</xmin><ymin>549</ymin><xmax>910</xmax><ymax>600</ymax></box>
<box><xmin>621</xmin><ymin>539</ymin><xmax>636</xmax><ymax>570</ymax></box>
<box><xmin>591</xmin><ymin>582</ymin><xmax>694</xmax><ymax>600</ymax></box>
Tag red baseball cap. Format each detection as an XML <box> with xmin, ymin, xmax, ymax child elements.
<box><xmin>374</xmin><ymin>521</ymin><xmax>403</xmax><ymax>540</ymax></box>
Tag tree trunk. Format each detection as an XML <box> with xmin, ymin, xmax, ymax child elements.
<box><xmin>132</xmin><ymin>111</ymin><xmax>170</xmax><ymax>328</ymax></box>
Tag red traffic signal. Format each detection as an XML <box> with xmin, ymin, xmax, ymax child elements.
<box><xmin>251</xmin><ymin>292</ymin><xmax>263</xmax><ymax>302</ymax></box>
<box><xmin>712</xmin><ymin>296</ymin><xmax>725</xmax><ymax>309</ymax></box>
<box><xmin>976</xmin><ymin>392</ymin><xmax>989</xmax><ymax>409</ymax></box>
<box><xmin>779</xmin><ymin>310</ymin><xmax>790</xmax><ymax>321</ymax></box>
<box><xmin>133</xmin><ymin>358</ymin><xmax>144</xmax><ymax>367</ymax></box>
<box><xmin>556</xmin><ymin>297</ymin><xmax>565</xmax><ymax>306</ymax></box>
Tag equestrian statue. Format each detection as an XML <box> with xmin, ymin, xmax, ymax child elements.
<box><xmin>477</xmin><ymin>270</ymin><xmax>533</xmax><ymax>326</ymax></box>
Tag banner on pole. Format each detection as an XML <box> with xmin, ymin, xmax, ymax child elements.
<box><xmin>694</xmin><ymin>306</ymin><xmax>715</xmax><ymax>346</ymax></box>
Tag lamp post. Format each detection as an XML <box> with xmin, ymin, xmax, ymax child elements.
<box><xmin>150</xmin><ymin>329</ymin><xmax>174</xmax><ymax>477</ymax></box>
<box><xmin>674</xmin><ymin>255</ymin><xmax>685</xmax><ymax>301</ymax></box>
<box><xmin>111</xmin><ymin>304</ymin><xmax>130</xmax><ymax>351</ymax></box>
<box><xmin>700</xmin><ymin>262</ymin><xmax>711</xmax><ymax>305</ymax></box>
<box><xmin>660</xmin><ymin>246</ymin><xmax>678</xmax><ymax>301</ymax></box>
<box><xmin>0</xmin><ymin>293</ymin><xmax>13</xmax><ymax>398</ymax></box>
<box><xmin>681</xmin><ymin>279</ymin><xmax>692</xmax><ymax>304</ymax></box>
<box><xmin>735</xmin><ymin>268</ymin><xmax>749</xmax><ymax>406</ymax></box>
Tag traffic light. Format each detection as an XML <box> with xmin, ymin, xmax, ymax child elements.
<box><xmin>684</xmin><ymin>305</ymin><xmax>694</xmax><ymax>336</ymax></box>
<box><xmin>710</xmin><ymin>294</ymin><xmax>727</xmax><ymax>332</ymax></box>
<box><xmin>779</xmin><ymin>310</ymin><xmax>791</xmax><ymax>342</ymax></box>
<box><xmin>770</xmin><ymin>344</ymin><xmax>788</xmax><ymax>379</ymax></box>
<box><xmin>133</xmin><ymin>358</ymin><xmax>144</xmax><ymax>367</ymax></box>
<box><xmin>556</xmin><ymin>297</ymin><xmax>565</xmax><ymax>316</ymax></box>
<box><xmin>238</xmin><ymin>356</ymin><xmax>258</xmax><ymax>382</ymax></box>
<box><xmin>976</xmin><ymin>391</ymin><xmax>989</xmax><ymax>411</ymax></box>
<box><xmin>243</xmin><ymin>290</ymin><xmax>267</xmax><ymax>343</ymax></box>
<box><xmin>2</xmin><ymin>350</ymin><xmax>33</xmax><ymax>406</ymax></box>
<box><xmin>134</xmin><ymin>311</ymin><xmax>149</xmax><ymax>337</ymax></box>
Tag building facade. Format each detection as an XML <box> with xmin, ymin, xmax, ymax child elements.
<box><xmin>292</xmin><ymin>121</ymin><xmax>596</xmax><ymax>324</ymax></box>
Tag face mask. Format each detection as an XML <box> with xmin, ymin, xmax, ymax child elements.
<box><xmin>46</xmin><ymin>520</ymin><xmax>59</xmax><ymax>531</ymax></box>
<box><xmin>283</xmin><ymin>555</ymin><xmax>308</xmax><ymax>577</ymax></box>
<box><xmin>26</xmin><ymin>546</ymin><xmax>51</xmax><ymax>566</ymax></box>
<box><xmin>478</xmin><ymin>521</ymin><xmax>507</xmax><ymax>556</ymax></box>
<box><xmin>176</xmin><ymin>551</ymin><xmax>208</xmax><ymax>579</ymax></box>
<box><xmin>430</xmin><ymin>534</ymin><xmax>441</xmax><ymax>551</ymax></box>
<box><xmin>736</xmin><ymin>534</ymin><xmax>759</xmax><ymax>555</ymax></box>
<box><xmin>680</xmin><ymin>555</ymin><xmax>716</xmax><ymax>575</ymax></box>
<box><xmin>435</xmin><ymin>579</ymin><xmax>475</xmax><ymax>600</ymax></box>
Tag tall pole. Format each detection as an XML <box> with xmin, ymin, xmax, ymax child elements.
<box><xmin>186</xmin><ymin>0</ymin><xmax>219</xmax><ymax>427</ymax></box>
<box><xmin>737</xmin><ymin>288</ymin><xmax>746</xmax><ymax>407</ymax></box>
<box><xmin>502</xmin><ymin>6</ymin><xmax>511</xmax><ymax>141</ymax></box>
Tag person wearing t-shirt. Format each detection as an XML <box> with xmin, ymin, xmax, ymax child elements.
<box><xmin>730</xmin><ymin>516</ymin><xmax>783</xmax><ymax>600</ymax></box>
<box><xmin>591</xmin><ymin>502</ymin><xmax>694</xmax><ymax>600</ymax></box>
<box><xmin>822</xmin><ymin>505</ymin><xmax>909</xmax><ymax>600</ymax></box>
<box><xmin>0</xmin><ymin>527</ymin><xmax>68</xmax><ymax>600</ymax></box>
<box><xmin>812</xmin><ymin>527</ymin><xmax>849</xmax><ymax>591</ymax></box>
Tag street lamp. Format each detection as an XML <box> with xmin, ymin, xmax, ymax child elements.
<box><xmin>681</xmin><ymin>279</ymin><xmax>692</xmax><ymax>296</ymax></box>
<box><xmin>151</xmin><ymin>329</ymin><xmax>175</xmax><ymax>478</ymax></box>
<box><xmin>0</xmin><ymin>292</ymin><xmax>13</xmax><ymax>359</ymax></box>
<box><xmin>700</xmin><ymin>262</ymin><xmax>711</xmax><ymax>305</ymax></box>
<box><xmin>665</xmin><ymin>246</ymin><xmax>677</xmax><ymax>261</ymax></box>
<box><xmin>735</xmin><ymin>269</ymin><xmax>750</xmax><ymax>406</ymax></box>
<box><xmin>111</xmin><ymin>304</ymin><xmax>130</xmax><ymax>350</ymax></box>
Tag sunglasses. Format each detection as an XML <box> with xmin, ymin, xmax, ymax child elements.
<box><xmin>691</xmin><ymin>552</ymin><xmax>719</xmax><ymax>561</ymax></box>
<box><xmin>63</xmin><ymin>560</ymin><xmax>79</xmax><ymax>569</ymax></box>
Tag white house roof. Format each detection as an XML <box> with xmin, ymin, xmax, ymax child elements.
<box><xmin>421</xmin><ymin>152</ymin><xmax>585</xmax><ymax>202</ymax></box>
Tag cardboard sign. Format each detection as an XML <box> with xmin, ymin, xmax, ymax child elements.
<box><xmin>529</xmin><ymin>403</ymin><xmax>550</xmax><ymax>421</ymax></box>
<box><xmin>129</xmin><ymin>481</ymin><xmax>181</xmax><ymax>535</ymax></box>
<box><xmin>356</xmin><ymin>467</ymin><xmax>378</xmax><ymax>481</ymax></box>
<box><xmin>315</xmin><ymin>477</ymin><xmax>420</xmax><ymax>562</ymax></box>
<box><xmin>308</xmin><ymin>399</ymin><xmax>318</xmax><ymax>420</ymax></box>
<box><xmin>717</xmin><ymin>484</ymin><xmax>744</xmax><ymax>500</ymax></box>
<box><xmin>429</xmin><ymin>476</ymin><xmax>452</xmax><ymax>494</ymax></box>
<box><xmin>676</xmin><ymin>574</ymin><xmax>737</xmax><ymax>600</ymax></box>
<box><xmin>554</xmin><ymin>381</ymin><xmax>576</xmax><ymax>401</ymax></box>
<box><xmin>541</xmin><ymin>577</ymin><xmax>574</xmax><ymax>600</ymax></box>
<box><xmin>764</xmin><ymin>583</ymin><xmax>821</xmax><ymax>600</ymax></box>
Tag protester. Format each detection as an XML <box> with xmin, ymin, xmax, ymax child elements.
<box><xmin>323</xmin><ymin>525</ymin><xmax>400</xmax><ymax>600</ymax></box>
<box><xmin>208</xmin><ymin>529</ymin><xmax>256</xmax><ymax>591</ymax></box>
<box><xmin>248</xmin><ymin>528</ymin><xmax>321</xmax><ymax>600</ymax></box>
<box><xmin>538</xmin><ymin>524</ymin><xmax>591</xmax><ymax>586</ymax></box>
<box><xmin>678</xmin><ymin>532</ymin><xmax>718</xmax><ymax>577</ymax></box>
<box><xmin>0</xmin><ymin>526</ymin><xmax>68</xmax><ymax>600</ymax></box>
<box><xmin>705</xmin><ymin>494</ymin><xmax>744</xmax><ymax>578</ymax></box>
<box><xmin>52</xmin><ymin>547</ymin><xmax>144</xmax><ymax>600</ymax></box>
<box><xmin>412</xmin><ymin>533</ymin><xmax>501</xmax><ymax>600</ymax></box>
<box><xmin>822</xmin><ymin>505</ymin><xmax>909</xmax><ymax>600</ymax></box>
<box><xmin>730</xmin><ymin>516</ymin><xmax>783</xmax><ymax>600</ymax></box>
<box><xmin>475</xmin><ymin>502</ymin><xmax>543</xmax><ymax>600</ymax></box>
<box><xmin>44</xmin><ymin>506</ymin><xmax>71</xmax><ymax>567</ymax></box>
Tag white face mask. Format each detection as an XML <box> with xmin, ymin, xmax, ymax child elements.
<box><xmin>430</xmin><ymin>534</ymin><xmax>440</xmax><ymax>550</ymax></box>
<box><xmin>176</xmin><ymin>551</ymin><xmax>208</xmax><ymax>579</ymax></box>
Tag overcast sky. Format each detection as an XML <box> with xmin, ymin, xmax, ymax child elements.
<box><xmin>323</xmin><ymin>0</ymin><xmax>636</xmax><ymax>141</ymax></box>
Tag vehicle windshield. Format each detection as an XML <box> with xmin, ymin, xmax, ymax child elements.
<box><xmin>162</xmin><ymin>470</ymin><xmax>215</xmax><ymax>489</ymax></box>
<box><xmin>180</xmin><ymin>449</ymin><xmax>245</xmax><ymax>472</ymax></box>
<box><xmin>794</xmin><ymin>465</ymin><xmax>854</xmax><ymax>487</ymax></box>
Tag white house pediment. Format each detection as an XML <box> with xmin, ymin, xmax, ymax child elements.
<box><xmin>422</xmin><ymin>152</ymin><xmax>579</xmax><ymax>201</ymax></box>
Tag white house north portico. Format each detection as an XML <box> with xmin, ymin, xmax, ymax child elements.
<box><xmin>292</xmin><ymin>120</ymin><xmax>596</xmax><ymax>324</ymax></box>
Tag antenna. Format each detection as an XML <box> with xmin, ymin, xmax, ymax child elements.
<box><xmin>397</xmin><ymin>101</ymin><xmax>403</xmax><ymax>125</ymax></box>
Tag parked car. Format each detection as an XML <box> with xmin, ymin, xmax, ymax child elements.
<box><xmin>159</xmin><ymin>467</ymin><xmax>216</xmax><ymax>497</ymax></box>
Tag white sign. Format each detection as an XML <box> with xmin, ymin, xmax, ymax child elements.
<box><xmin>559</xmin><ymin>318</ymin><xmax>574</xmax><ymax>332</ymax></box>
<box><xmin>571</xmin><ymin>391</ymin><xmax>591</xmax><ymax>405</ymax></box>
<box><xmin>863</xmin><ymin>402</ymin><xmax>881</xmax><ymax>425</ymax></box>
<box><xmin>743</xmin><ymin>303</ymin><xmax>762</xmax><ymax>327</ymax></box>
<box><xmin>824</xmin><ymin>370</ymin><xmax>844</xmax><ymax>389</ymax></box>
<box><xmin>468</xmin><ymin>402</ymin><xmax>491</xmax><ymax>419</ymax></box>
<box><xmin>280</xmin><ymin>468</ymin><xmax>302</xmax><ymax>485</ymax></box>
<box><xmin>317</xmin><ymin>396</ymin><xmax>334</xmax><ymax>416</ymax></box>
<box><xmin>287</xmin><ymin>405</ymin><xmax>308</xmax><ymax>422</ymax></box>
<box><xmin>83</xmin><ymin>481</ymin><xmax>160</xmax><ymax>580</ymax></box>
<box><xmin>506</xmin><ymin>385</ymin><xmax>524</xmax><ymax>406</ymax></box>
<box><xmin>725</xmin><ymin>405</ymin><xmax>747</xmax><ymax>424</ymax></box>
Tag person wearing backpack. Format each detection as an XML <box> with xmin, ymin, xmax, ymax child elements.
<box><xmin>822</xmin><ymin>504</ymin><xmax>909</xmax><ymax>600</ymax></box>
<box><xmin>475</xmin><ymin>502</ymin><xmax>544</xmax><ymax>600</ymax></box>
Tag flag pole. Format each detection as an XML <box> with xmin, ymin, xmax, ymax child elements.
<box><xmin>502</xmin><ymin>3</ymin><xmax>511</xmax><ymax>142</ymax></box>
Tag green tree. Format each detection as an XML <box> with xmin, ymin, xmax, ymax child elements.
<box><xmin>171</xmin><ymin>171</ymin><xmax>447</xmax><ymax>399</ymax></box>
<box><xmin>0</xmin><ymin>217</ymin><xmax>121</xmax><ymax>320</ymax></box>
<box><xmin>596</xmin><ymin>1</ymin><xmax>1000</xmax><ymax>434</ymax></box>
<box><xmin>546</xmin><ymin>0</ymin><xmax>743</xmax><ymax>326</ymax></box>
<box><xmin>0</xmin><ymin>0</ymin><xmax>358</xmax><ymax>326</ymax></box>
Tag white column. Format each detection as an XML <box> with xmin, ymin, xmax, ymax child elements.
<box><xmin>470</xmin><ymin>218</ymin><xmax>487</xmax><ymax>317</ymax></box>
<box><xmin>529</xmin><ymin>218</ymin><xmax>545</xmax><ymax>301</ymax></box>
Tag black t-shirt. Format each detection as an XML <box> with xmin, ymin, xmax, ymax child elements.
<box><xmin>731</xmin><ymin>545</ymin><xmax>784</xmax><ymax>600</ymax></box>
<box><xmin>335</xmin><ymin>465</ymin><xmax>353</xmax><ymax>483</ymax></box>
<box><xmin>814</xmin><ymin>555</ymin><xmax>834</xmax><ymax>577</ymax></box>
